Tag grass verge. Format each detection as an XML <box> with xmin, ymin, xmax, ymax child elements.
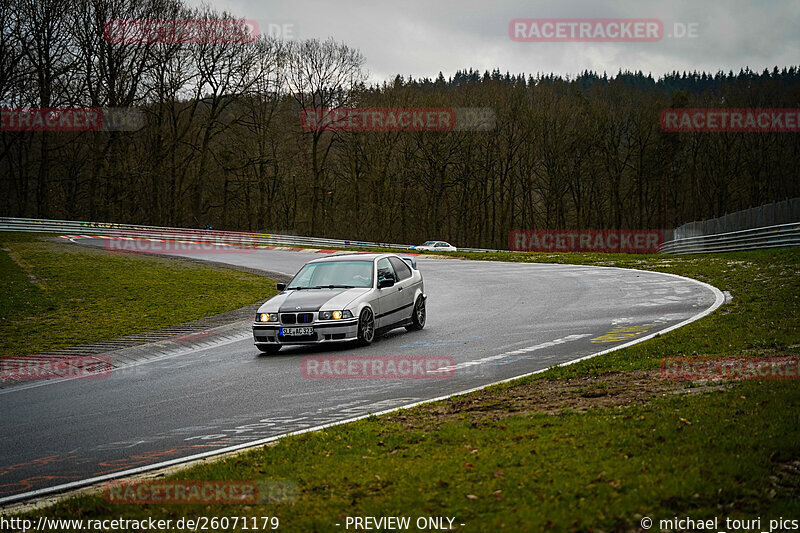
<box><xmin>0</xmin><ymin>233</ymin><xmax>277</xmax><ymax>357</ymax></box>
<box><xmin>31</xmin><ymin>380</ymin><xmax>797</xmax><ymax>531</ymax></box>
<box><xmin>7</xmin><ymin>246</ymin><xmax>800</xmax><ymax>532</ymax></box>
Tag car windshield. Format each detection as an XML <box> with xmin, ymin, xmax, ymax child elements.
<box><xmin>421</xmin><ymin>241</ymin><xmax>436</xmax><ymax>245</ymax></box>
<box><xmin>287</xmin><ymin>260</ymin><xmax>373</xmax><ymax>289</ymax></box>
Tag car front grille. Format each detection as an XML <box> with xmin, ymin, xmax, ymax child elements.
<box><xmin>280</xmin><ymin>313</ymin><xmax>314</xmax><ymax>324</ymax></box>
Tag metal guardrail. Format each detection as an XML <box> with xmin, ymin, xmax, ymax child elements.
<box><xmin>0</xmin><ymin>217</ymin><xmax>513</xmax><ymax>253</ymax></box>
<box><xmin>0</xmin><ymin>217</ymin><xmax>416</xmax><ymax>250</ymax></box>
<box><xmin>0</xmin><ymin>217</ymin><xmax>509</xmax><ymax>253</ymax></box>
<box><xmin>660</xmin><ymin>223</ymin><xmax>800</xmax><ymax>254</ymax></box>
<box><xmin>4</xmin><ymin>217</ymin><xmax>797</xmax><ymax>255</ymax></box>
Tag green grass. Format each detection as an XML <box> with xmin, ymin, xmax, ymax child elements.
<box><xmin>20</xmin><ymin>382</ymin><xmax>800</xmax><ymax>531</ymax></box>
<box><xmin>0</xmin><ymin>233</ymin><xmax>277</xmax><ymax>357</ymax></box>
<box><xmin>7</xmin><ymin>243</ymin><xmax>800</xmax><ymax>532</ymax></box>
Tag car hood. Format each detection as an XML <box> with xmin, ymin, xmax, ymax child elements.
<box><xmin>258</xmin><ymin>288</ymin><xmax>371</xmax><ymax>313</ymax></box>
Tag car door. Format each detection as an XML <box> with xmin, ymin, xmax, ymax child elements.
<box><xmin>374</xmin><ymin>258</ymin><xmax>405</xmax><ymax>328</ymax></box>
<box><xmin>388</xmin><ymin>256</ymin><xmax>416</xmax><ymax>319</ymax></box>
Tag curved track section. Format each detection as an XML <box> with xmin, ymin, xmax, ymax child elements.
<box><xmin>0</xmin><ymin>242</ymin><xmax>723</xmax><ymax>505</ymax></box>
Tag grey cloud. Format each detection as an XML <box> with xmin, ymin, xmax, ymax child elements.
<box><xmin>188</xmin><ymin>0</ymin><xmax>799</xmax><ymax>82</ymax></box>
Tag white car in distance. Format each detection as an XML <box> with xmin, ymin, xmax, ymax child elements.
<box><xmin>410</xmin><ymin>241</ymin><xmax>457</xmax><ymax>252</ymax></box>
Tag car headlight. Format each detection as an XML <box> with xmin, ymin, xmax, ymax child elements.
<box><xmin>258</xmin><ymin>313</ymin><xmax>278</xmax><ymax>322</ymax></box>
<box><xmin>319</xmin><ymin>310</ymin><xmax>353</xmax><ymax>320</ymax></box>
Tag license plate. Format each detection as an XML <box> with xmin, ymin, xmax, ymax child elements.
<box><xmin>280</xmin><ymin>327</ymin><xmax>314</xmax><ymax>336</ymax></box>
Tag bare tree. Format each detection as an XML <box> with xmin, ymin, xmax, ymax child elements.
<box><xmin>285</xmin><ymin>37</ymin><xmax>366</xmax><ymax>235</ymax></box>
<box><xmin>15</xmin><ymin>0</ymin><xmax>77</xmax><ymax>217</ymax></box>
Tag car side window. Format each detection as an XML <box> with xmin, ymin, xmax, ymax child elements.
<box><xmin>388</xmin><ymin>257</ymin><xmax>412</xmax><ymax>280</ymax></box>
<box><xmin>377</xmin><ymin>258</ymin><xmax>396</xmax><ymax>283</ymax></box>
<box><xmin>435</xmin><ymin>242</ymin><xmax>445</xmax><ymax>247</ymax></box>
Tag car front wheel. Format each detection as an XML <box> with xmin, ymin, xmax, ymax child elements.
<box><xmin>357</xmin><ymin>307</ymin><xmax>375</xmax><ymax>346</ymax></box>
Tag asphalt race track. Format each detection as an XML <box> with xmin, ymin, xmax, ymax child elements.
<box><xmin>0</xmin><ymin>241</ymin><xmax>723</xmax><ymax>505</ymax></box>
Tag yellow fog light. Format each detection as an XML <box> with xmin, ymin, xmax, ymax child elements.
<box><xmin>332</xmin><ymin>310</ymin><xmax>343</xmax><ymax>320</ymax></box>
<box><xmin>260</xmin><ymin>313</ymin><xmax>269</xmax><ymax>322</ymax></box>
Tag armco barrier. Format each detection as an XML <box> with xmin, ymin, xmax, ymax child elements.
<box><xmin>4</xmin><ymin>217</ymin><xmax>797</xmax><ymax>255</ymax></box>
<box><xmin>0</xmin><ymin>217</ymin><xmax>413</xmax><ymax>250</ymax></box>
<box><xmin>660</xmin><ymin>223</ymin><xmax>800</xmax><ymax>254</ymax></box>
<box><xmin>0</xmin><ymin>217</ymin><xmax>510</xmax><ymax>253</ymax></box>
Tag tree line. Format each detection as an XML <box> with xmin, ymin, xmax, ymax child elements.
<box><xmin>2</xmin><ymin>0</ymin><xmax>799</xmax><ymax>248</ymax></box>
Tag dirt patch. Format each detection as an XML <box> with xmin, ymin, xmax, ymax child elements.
<box><xmin>387</xmin><ymin>370</ymin><xmax>728</xmax><ymax>430</ymax></box>
<box><xmin>2</xmin><ymin>245</ymin><xmax>41</xmax><ymax>285</ymax></box>
<box><xmin>769</xmin><ymin>459</ymin><xmax>800</xmax><ymax>500</ymax></box>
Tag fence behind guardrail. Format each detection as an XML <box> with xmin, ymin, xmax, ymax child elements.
<box><xmin>673</xmin><ymin>198</ymin><xmax>800</xmax><ymax>240</ymax></box>
<box><xmin>663</xmin><ymin>198</ymin><xmax>800</xmax><ymax>254</ymax></box>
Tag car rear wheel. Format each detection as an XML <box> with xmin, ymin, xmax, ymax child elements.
<box><xmin>357</xmin><ymin>307</ymin><xmax>375</xmax><ymax>346</ymax></box>
<box><xmin>257</xmin><ymin>345</ymin><xmax>281</xmax><ymax>355</ymax></box>
<box><xmin>406</xmin><ymin>296</ymin><xmax>426</xmax><ymax>331</ymax></box>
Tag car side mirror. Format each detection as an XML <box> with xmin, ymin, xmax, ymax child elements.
<box><xmin>277</xmin><ymin>283</ymin><xmax>286</xmax><ymax>291</ymax></box>
<box><xmin>378</xmin><ymin>277</ymin><xmax>395</xmax><ymax>289</ymax></box>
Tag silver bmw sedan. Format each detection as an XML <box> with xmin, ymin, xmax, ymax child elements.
<box><xmin>252</xmin><ymin>253</ymin><xmax>426</xmax><ymax>354</ymax></box>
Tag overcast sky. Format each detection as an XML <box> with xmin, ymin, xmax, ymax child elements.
<box><xmin>189</xmin><ymin>0</ymin><xmax>800</xmax><ymax>84</ymax></box>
